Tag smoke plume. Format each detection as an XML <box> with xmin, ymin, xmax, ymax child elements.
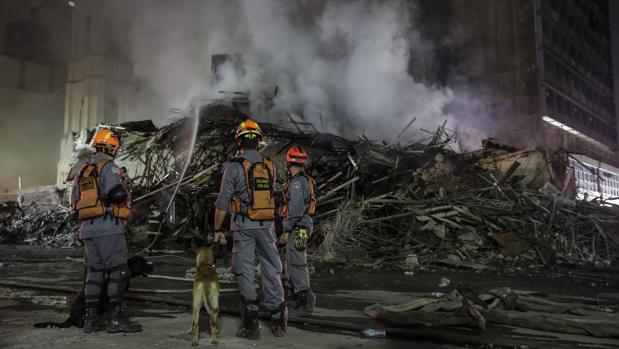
<box><xmin>116</xmin><ymin>0</ymin><xmax>494</xmax><ymax>149</ymax></box>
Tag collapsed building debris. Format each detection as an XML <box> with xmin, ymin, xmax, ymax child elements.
<box><xmin>1</xmin><ymin>103</ymin><xmax>618</xmax><ymax>270</ymax></box>
<box><xmin>364</xmin><ymin>287</ymin><xmax>619</xmax><ymax>338</ymax></box>
<box><xmin>0</xmin><ymin>203</ymin><xmax>77</xmax><ymax>248</ymax></box>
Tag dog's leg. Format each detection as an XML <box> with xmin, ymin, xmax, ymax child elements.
<box><xmin>191</xmin><ymin>281</ymin><xmax>204</xmax><ymax>346</ymax></box>
<box><xmin>205</xmin><ymin>282</ymin><xmax>220</xmax><ymax>345</ymax></box>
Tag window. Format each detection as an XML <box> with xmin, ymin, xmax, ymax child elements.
<box><xmin>558</xmin><ymin>96</ymin><xmax>565</xmax><ymax>114</ymax></box>
<box><xmin>545</xmin><ymin>89</ymin><xmax>554</xmax><ymax>108</ymax></box>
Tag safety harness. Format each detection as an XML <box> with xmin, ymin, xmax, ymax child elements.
<box><xmin>280</xmin><ymin>172</ymin><xmax>317</xmax><ymax>218</ymax></box>
<box><xmin>229</xmin><ymin>157</ymin><xmax>276</xmax><ymax>221</ymax></box>
<box><xmin>74</xmin><ymin>159</ymin><xmax>131</xmax><ymax>220</ymax></box>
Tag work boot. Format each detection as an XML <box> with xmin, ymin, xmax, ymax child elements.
<box><xmin>270</xmin><ymin>303</ymin><xmax>287</xmax><ymax>337</ymax></box>
<box><xmin>83</xmin><ymin>302</ymin><xmax>99</xmax><ymax>333</ymax></box>
<box><xmin>289</xmin><ymin>290</ymin><xmax>315</xmax><ymax>316</ymax></box>
<box><xmin>106</xmin><ymin>303</ymin><xmax>142</xmax><ymax>333</ymax></box>
<box><xmin>236</xmin><ymin>299</ymin><xmax>260</xmax><ymax>340</ymax></box>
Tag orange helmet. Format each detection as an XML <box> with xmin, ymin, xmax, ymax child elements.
<box><xmin>235</xmin><ymin>119</ymin><xmax>264</xmax><ymax>140</ymax></box>
<box><xmin>91</xmin><ymin>129</ymin><xmax>121</xmax><ymax>155</ymax></box>
<box><xmin>286</xmin><ymin>145</ymin><xmax>309</xmax><ymax>166</ymax></box>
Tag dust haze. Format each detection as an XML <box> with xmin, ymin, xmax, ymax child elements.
<box><xmin>107</xmin><ymin>0</ymin><xmax>496</xmax><ymax>150</ymax></box>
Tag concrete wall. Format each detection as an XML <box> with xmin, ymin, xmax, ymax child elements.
<box><xmin>0</xmin><ymin>53</ymin><xmax>65</xmax><ymax>95</ymax></box>
<box><xmin>0</xmin><ymin>86</ymin><xmax>64</xmax><ymax>194</ymax></box>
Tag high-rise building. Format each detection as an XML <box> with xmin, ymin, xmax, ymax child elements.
<box><xmin>539</xmin><ymin>0</ymin><xmax>615</xmax><ymax>153</ymax></box>
<box><xmin>416</xmin><ymin>0</ymin><xmax>617</xmax><ymax>200</ymax></box>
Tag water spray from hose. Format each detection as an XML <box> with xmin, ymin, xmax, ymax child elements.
<box><xmin>137</xmin><ymin>107</ymin><xmax>200</xmax><ymax>255</ymax></box>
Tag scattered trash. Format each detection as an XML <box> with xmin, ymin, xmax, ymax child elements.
<box><xmin>431</xmin><ymin>292</ymin><xmax>445</xmax><ymax>298</ymax></box>
<box><xmin>404</xmin><ymin>254</ymin><xmax>420</xmax><ymax>269</ymax></box>
<box><xmin>360</xmin><ymin>329</ymin><xmax>386</xmax><ymax>338</ymax></box>
<box><xmin>439</xmin><ymin>277</ymin><xmax>450</xmax><ymax>288</ymax></box>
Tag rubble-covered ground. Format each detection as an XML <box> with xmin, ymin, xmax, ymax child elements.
<box><xmin>2</xmin><ymin>104</ymin><xmax>619</xmax><ymax>348</ymax></box>
<box><xmin>1</xmin><ymin>246</ymin><xmax>618</xmax><ymax>348</ymax></box>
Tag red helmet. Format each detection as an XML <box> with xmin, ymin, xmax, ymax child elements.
<box><xmin>286</xmin><ymin>145</ymin><xmax>309</xmax><ymax>166</ymax></box>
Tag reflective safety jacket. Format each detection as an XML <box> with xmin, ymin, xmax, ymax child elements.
<box><xmin>280</xmin><ymin>172</ymin><xmax>316</xmax><ymax>232</ymax></box>
<box><xmin>74</xmin><ymin>159</ymin><xmax>131</xmax><ymax>220</ymax></box>
<box><xmin>228</xmin><ymin>157</ymin><xmax>276</xmax><ymax>221</ymax></box>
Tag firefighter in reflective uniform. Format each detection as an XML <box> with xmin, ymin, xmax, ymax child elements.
<box><xmin>278</xmin><ymin>145</ymin><xmax>317</xmax><ymax>316</ymax></box>
<box><xmin>72</xmin><ymin>129</ymin><xmax>141</xmax><ymax>333</ymax></box>
<box><xmin>213</xmin><ymin>119</ymin><xmax>287</xmax><ymax>339</ymax></box>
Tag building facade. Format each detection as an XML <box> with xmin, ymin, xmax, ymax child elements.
<box><xmin>539</xmin><ymin>0</ymin><xmax>616</xmax><ymax>155</ymax></box>
<box><xmin>56</xmin><ymin>0</ymin><xmax>165</xmax><ymax>187</ymax></box>
<box><xmin>0</xmin><ymin>0</ymin><xmax>70</xmax><ymax>196</ymax></box>
<box><xmin>422</xmin><ymin>0</ymin><xmax>617</xmax><ymax>200</ymax></box>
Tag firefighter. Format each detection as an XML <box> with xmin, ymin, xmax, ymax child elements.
<box><xmin>72</xmin><ymin>129</ymin><xmax>141</xmax><ymax>333</ymax></box>
<box><xmin>278</xmin><ymin>145</ymin><xmax>317</xmax><ymax>316</ymax></box>
<box><xmin>212</xmin><ymin>119</ymin><xmax>287</xmax><ymax>339</ymax></box>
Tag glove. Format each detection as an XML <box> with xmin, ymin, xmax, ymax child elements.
<box><xmin>293</xmin><ymin>228</ymin><xmax>309</xmax><ymax>251</ymax></box>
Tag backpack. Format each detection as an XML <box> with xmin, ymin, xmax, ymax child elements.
<box><xmin>229</xmin><ymin>157</ymin><xmax>276</xmax><ymax>221</ymax></box>
<box><xmin>280</xmin><ymin>173</ymin><xmax>317</xmax><ymax>217</ymax></box>
<box><xmin>74</xmin><ymin>160</ymin><xmax>131</xmax><ymax>220</ymax></box>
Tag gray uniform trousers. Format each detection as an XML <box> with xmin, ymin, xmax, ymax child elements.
<box><xmin>231</xmin><ymin>228</ymin><xmax>284</xmax><ymax>312</ymax></box>
<box><xmin>83</xmin><ymin>234</ymin><xmax>128</xmax><ymax>304</ymax></box>
<box><xmin>285</xmin><ymin>227</ymin><xmax>310</xmax><ymax>293</ymax></box>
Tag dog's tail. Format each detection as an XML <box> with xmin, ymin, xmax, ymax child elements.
<box><xmin>33</xmin><ymin>318</ymin><xmax>73</xmax><ymax>328</ymax></box>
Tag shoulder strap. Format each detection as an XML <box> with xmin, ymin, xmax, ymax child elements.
<box><xmin>79</xmin><ymin>163</ymin><xmax>96</xmax><ymax>179</ymax></box>
<box><xmin>95</xmin><ymin>159</ymin><xmax>111</xmax><ymax>174</ymax></box>
<box><xmin>306</xmin><ymin>174</ymin><xmax>316</xmax><ymax>197</ymax></box>
<box><xmin>296</xmin><ymin>173</ymin><xmax>316</xmax><ymax>197</ymax></box>
<box><xmin>262</xmin><ymin>158</ymin><xmax>274</xmax><ymax>194</ymax></box>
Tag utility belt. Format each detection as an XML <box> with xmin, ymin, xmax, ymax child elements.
<box><xmin>233</xmin><ymin>212</ymin><xmax>272</xmax><ymax>227</ymax></box>
<box><xmin>82</xmin><ymin>206</ymin><xmax>126</xmax><ymax>225</ymax></box>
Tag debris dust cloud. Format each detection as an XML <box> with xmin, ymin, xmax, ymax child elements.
<box><xmin>110</xmin><ymin>0</ymin><xmax>497</xmax><ymax>150</ymax></box>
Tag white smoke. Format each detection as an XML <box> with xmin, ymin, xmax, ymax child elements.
<box><xmin>118</xmin><ymin>0</ymin><xmax>493</xmax><ymax>149</ymax></box>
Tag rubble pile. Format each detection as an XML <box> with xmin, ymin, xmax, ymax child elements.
<box><xmin>1</xmin><ymin>103</ymin><xmax>618</xmax><ymax>269</ymax></box>
<box><xmin>109</xmin><ymin>104</ymin><xmax>619</xmax><ymax>267</ymax></box>
<box><xmin>364</xmin><ymin>287</ymin><xmax>619</xmax><ymax>338</ymax></box>
<box><xmin>0</xmin><ymin>203</ymin><xmax>77</xmax><ymax>247</ymax></box>
<box><xmin>318</xmin><ymin>173</ymin><xmax>619</xmax><ymax>269</ymax></box>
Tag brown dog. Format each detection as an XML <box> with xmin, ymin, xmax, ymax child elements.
<box><xmin>191</xmin><ymin>244</ymin><xmax>220</xmax><ymax>346</ymax></box>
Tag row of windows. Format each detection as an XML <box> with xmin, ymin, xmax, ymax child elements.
<box><xmin>543</xmin><ymin>53</ymin><xmax>614</xmax><ymax>118</ymax></box>
<box><xmin>572</xmin><ymin>159</ymin><xmax>619</xmax><ymax>197</ymax></box>
<box><xmin>544</xmin><ymin>88</ymin><xmax>617</xmax><ymax>146</ymax></box>
<box><xmin>547</xmin><ymin>0</ymin><xmax>611</xmax><ymax>45</ymax></box>
<box><xmin>542</xmin><ymin>19</ymin><xmax>613</xmax><ymax>93</ymax></box>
